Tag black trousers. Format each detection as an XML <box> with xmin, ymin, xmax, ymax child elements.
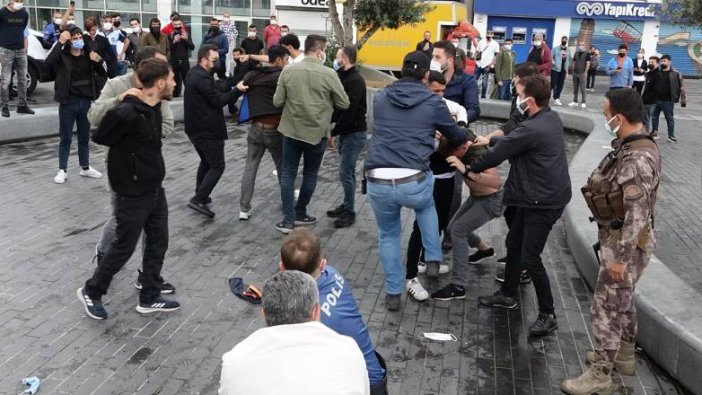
<box><xmin>633</xmin><ymin>80</ymin><xmax>645</xmax><ymax>94</ymax></box>
<box><xmin>171</xmin><ymin>59</ymin><xmax>190</xmax><ymax>98</ymax></box>
<box><xmin>405</xmin><ymin>176</ymin><xmax>454</xmax><ymax>279</ymax></box>
<box><xmin>586</xmin><ymin>69</ymin><xmax>596</xmax><ymax>89</ymax></box>
<box><xmin>85</xmin><ymin>187</ymin><xmax>168</xmax><ymax>304</ymax></box>
<box><xmin>189</xmin><ymin>136</ymin><xmax>226</xmax><ymax>203</ymax></box>
<box><xmin>500</xmin><ymin>206</ymin><xmax>563</xmax><ymax>314</ymax></box>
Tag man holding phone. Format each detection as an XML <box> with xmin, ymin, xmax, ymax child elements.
<box><xmin>606</xmin><ymin>44</ymin><xmax>634</xmax><ymax>91</ymax></box>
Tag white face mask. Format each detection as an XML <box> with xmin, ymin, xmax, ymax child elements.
<box><xmin>504</xmin><ymin>44</ymin><xmax>512</xmax><ymax>50</ymax></box>
<box><xmin>281</xmin><ymin>32</ymin><xmax>288</xmax><ymax>37</ymax></box>
<box><xmin>54</xmin><ymin>18</ymin><xmax>63</xmax><ymax>25</ymax></box>
<box><xmin>67</xmin><ymin>19</ymin><xmax>75</xmax><ymax>25</ymax></box>
<box><xmin>12</xmin><ymin>2</ymin><xmax>23</xmax><ymax>10</ymax></box>
<box><xmin>516</xmin><ymin>95</ymin><xmax>530</xmax><ymax>115</ymax></box>
<box><xmin>270</xmin><ymin>19</ymin><xmax>277</xmax><ymax>25</ymax></box>
<box><xmin>248</xmin><ymin>31</ymin><xmax>256</xmax><ymax>38</ymax></box>
<box><xmin>604</xmin><ymin>115</ymin><xmax>621</xmax><ymax>137</ymax></box>
<box><xmin>637</xmin><ymin>53</ymin><xmax>644</xmax><ymax>59</ymax></box>
<box><xmin>132</xmin><ymin>26</ymin><xmax>141</xmax><ymax>33</ymax></box>
<box><xmin>533</xmin><ymin>40</ymin><xmax>542</xmax><ymax>47</ymax></box>
<box><xmin>318</xmin><ymin>51</ymin><xmax>326</xmax><ymax>63</ymax></box>
<box><xmin>103</xmin><ymin>22</ymin><xmax>113</xmax><ymax>31</ymax></box>
<box><xmin>430</xmin><ymin>59</ymin><xmax>447</xmax><ymax>73</ymax></box>
<box><xmin>421</xmin><ymin>332</ymin><xmax>457</xmax><ymax>342</ymax></box>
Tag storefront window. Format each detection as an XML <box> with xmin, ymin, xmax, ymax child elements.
<box><xmin>252</xmin><ymin>0</ymin><xmax>269</xmax><ymax>18</ymax></box>
<box><xmin>106</xmin><ymin>0</ymin><xmax>139</xmax><ymax>12</ymax></box>
<box><xmin>142</xmin><ymin>0</ymin><xmax>157</xmax><ymax>12</ymax></box>
<box><xmin>179</xmin><ymin>0</ymin><xmax>214</xmax><ymax>17</ymax></box>
<box><xmin>34</xmin><ymin>0</ymin><xmax>65</xmax><ymax>8</ymax></box>
<box><xmin>512</xmin><ymin>27</ymin><xmax>526</xmax><ymax>44</ymax></box>
<box><xmin>492</xmin><ymin>26</ymin><xmax>506</xmax><ymax>42</ymax></box>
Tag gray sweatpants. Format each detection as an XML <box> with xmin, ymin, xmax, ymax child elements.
<box><xmin>240</xmin><ymin>123</ymin><xmax>283</xmax><ymax>213</ymax></box>
<box><xmin>0</xmin><ymin>47</ymin><xmax>28</xmax><ymax>107</ymax></box>
<box><xmin>449</xmin><ymin>190</ymin><xmax>503</xmax><ymax>286</ymax></box>
<box><xmin>573</xmin><ymin>73</ymin><xmax>587</xmax><ymax>103</ymax></box>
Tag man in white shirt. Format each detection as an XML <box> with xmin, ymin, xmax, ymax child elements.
<box><xmin>218</xmin><ymin>270</ymin><xmax>370</xmax><ymax>395</ymax></box>
<box><xmin>476</xmin><ymin>31</ymin><xmax>500</xmax><ymax>98</ymax></box>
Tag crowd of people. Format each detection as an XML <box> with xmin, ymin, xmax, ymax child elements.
<box><xmin>0</xmin><ymin>5</ymin><xmax>669</xmax><ymax>392</ymax></box>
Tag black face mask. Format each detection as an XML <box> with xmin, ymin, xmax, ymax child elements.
<box><xmin>661</xmin><ymin>64</ymin><xmax>669</xmax><ymax>70</ymax></box>
<box><xmin>648</xmin><ymin>64</ymin><xmax>656</xmax><ymax>70</ymax></box>
<box><xmin>618</xmin><ymin>52</ymin><xmax>626</xmax><ymax>58</ymax></box>
<box><xmin>150</xmin><ymin>26</ymin><xmax>160</xmax><ymax>36</ymax></box>
<box><xmin>210</xmin><ymin>26</ymin><xmax>219</xmax><ymax>33</ymax></box>
<box><xmin>113</xmin><ymin>20</ymin><xmax>121</xmax><ymax>28</ymax></box>
<box><xmin>175</xmin><ymin>27</ymin><xmax>181</xmax><ymax>33</ymax></box>
<box><xmin>561</xmin><ymin>41</ymin><xmax>567</xmax><ymax>46</ymax></box>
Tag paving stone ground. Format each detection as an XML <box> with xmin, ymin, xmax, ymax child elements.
<box><xmin>0</xmin><ymin>112</ymin><xmax>691</xmax><ymax>394</ymax></box>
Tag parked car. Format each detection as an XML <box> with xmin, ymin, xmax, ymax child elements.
<box><xmin>0</xmin><ymin>29</ymin><xmax>53</xmax><ymax>96</ymax></box>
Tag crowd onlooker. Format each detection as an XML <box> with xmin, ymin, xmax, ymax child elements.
<box><xmin>263</xmin><ymin>15</ymin><xmax>282</xmax><ymax>48</ymax></box>
<box><xmin>606</xmin><ymin>43</ymin><xmax>634</xmax><ymax>90</ymax></box>
<box><xmin>0</xmin><ymin>0</ymin><xmax>34</xmax><ymax>117</ymax></box>
<box><xmin>586</xmin><ymin>46</ymin><xmax>600</xmax><ymax>92</ymax></box>
<box><xmin>527</xmin><ymin>33</ymin><xmax>552</xmax><ymax>77</ymax></box>
<box><xmin>494</xmin><ymin>38</ymin><xmax>515</xmax><ymax>101</ymax></box>
<box><xmin>167</xmin><ymin>16</ymin><xmax>194</xmax><ymax>97</ymax></box>
<box><xmin>140</xmin><ymin>17</ymin><xmax>169</xmax><ymax>59</ymax></box>
<box><xmin>203</xmin><ymin>17</ymin><xmax>229</xmax><ymax>79</ymax></box>
<box><xmin>550</xmin><ymin>35</ymin><xmax>571</xmax><ymax>106</ymax></box>
<box><xmin>568</xmin><ymin>40</ymin><xmax>591</xmax><ymax>109</ymax></box>
<box><xmin>649</xmin><ymin>54</ymin><xmax>684</xmax><ymax>143</ymax></box>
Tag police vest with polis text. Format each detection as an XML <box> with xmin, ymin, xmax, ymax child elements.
<box><xmin>581</xmin><ymin>133</ymin><xmax>661</xmax><ymax>243</ymax></box>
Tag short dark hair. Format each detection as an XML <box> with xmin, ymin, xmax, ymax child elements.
<box><xmin>280</xmin><ymin>229</ymin><xmax>322</xmax><ymax>275</ymax></box>
<box><xmin>84</xmin><ymin>17</ymin><xmax>97</xmax><ymax>30</ymax></box>
<box><xmin>249</xmin><ymin>24</ymin><xmax>256</xmax><ymax>29</ymax></box>
<box><xmin>504</xmin><ymin>38</ymin><xmax>513</xmax><ymax>43</ymax></box>
<box><xmin>515</xmin><ymin>62</ymin><xmax>540</xmax><ymax>78</ymax></box>
<box><xmin>661</xmin><ymin>54</ymin><xmax>671</xmax><ymax>61</ymax></box>
<box><xmin>562</xmin><ymin>35</ymin><xmax>568</xmax><ymax>40</ymax></box>
<box><xmin>129</xmin><ymin>17</ymin><xmax>140</xmax><ymax>24</ymax></box>
<box><xmin>198</xmin><ymin>44</ymin><xmax>218</xmax><ymax>62</ymax></box>
<box><xmin>149</xmin><ymin>17</ymin><xmax>160</xmax><ymax>27</ymax></box>
<box><xmin>268</xmin><ymin>45</ymin><xmax>289</xmax><ymax>63</ymax></box>
<box><xmin>170</xmin><ymin>11</ymin><xmax>179</xmax><ymax>18</ymax></box>
<box><xmin>281</xmin><ymin>24</ymin><xmax>289</xmax><ymax>30</ymax></box>
<box><xmin>340</xmin><ymin>46</ymin><xmax>357</xmax><ymax>64</ymax></box>
<box><xmin>135</xmin><ymin>46</ymin><xmax>166</xmax><ymax>68</ymax></box>
<box><xmin>232</xmin><ymin>47</ymin><xmax>244</xmax><ymax>55</ymax></box>
<box><xmin>518</xmin><ymin>75</ymin><xmax>551</xmax><ymax>107</ymax></box>
<box><xmin>649</xmin><ymin>55</ymin><xmax>660</xmax><ymax>63</ymax></box>
<box><xmin>618</xmin><ymin>43</ymin><xmax>628</xmax><ymax>50</ymax></box>
<box><xmin>136</xmin><ymin>58</ymin><xmax>170</xmax><ymax>89</ymax></box>
<box><xmin>428</xmin><ymin>70</ymin><xmax>446</xmax><ymax>85</ymax></box>
<box><xmin>605</xmin><ymin>88</ymin><xmax>644</xmax><ymax>123</ymax></box>
<box><xmin>304</xmin><ymin>34</ymin><xmax>326</xmax><ymax>55</ymax></box>
<box><xmin>433</xmin><ymin>40</ymin><xmax>456</xmax><ymax>59</ymax></box>
<box><xmin>280</xmin><ymin>33</ymin><xmax>300</xmax><ymax>50</ymax></box>
<box><xmin>171</xmin><ymin>16</ymin><xmax>182</xmax><ymax>22</ymax></box>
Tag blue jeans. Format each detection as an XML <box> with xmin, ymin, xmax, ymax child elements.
<box><xmin>58</xmin><ymin>96</ymin><xmax>92</xmax><ymax>170</ymax></box>
<box><xmin>643</xmin><ymin>103</ymin><xmax>657</xmax><ymax>133</ymax></box>
<box><xmin>498</xmin><ymin>80</ymin><xmax>512</xmax><ymax>100</ymax></box>
<box><xmin>477</xmin><ymin>67</ymin><xmax>491</xmax><ymax>98</ymax></box>
<box><xmin>653</xmin><ymin>101</ymin><xmax>675</xmax><ymax>137</ymax></box>
<box><xmin>337</xmin><ymin>131</ymin><xmax>367</xmax><ymax>214</ymax></box>
<box><xmin>367</xmin><ymin>173</ymin><xmax>441</xmax><ymax>295</ymax></box>
<box><xmin>280</xmin><ymin>137</ymin><xmax>327</xmax><ymax>224</ymax></box>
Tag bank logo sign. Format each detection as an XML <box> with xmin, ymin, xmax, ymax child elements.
<box><xmin>576</xmin><ymin>2</ymin><xmax>656</xmax><ymax>18</ymax></box>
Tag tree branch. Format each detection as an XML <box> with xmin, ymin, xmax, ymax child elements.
<box><xmin>356</xmin><ymin>23</ymin><xmax>381</xmax><ymax>51</ymax></box>
<box><xmin>328</xmin><ymin>0</ymin><xmax>346</xmax><ymax>46</ymax></box>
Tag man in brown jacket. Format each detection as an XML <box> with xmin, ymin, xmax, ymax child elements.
<box><xmin>140</xmin><ymin>17</ymin><xmax>169</xmax><ymax>59</ymax></box>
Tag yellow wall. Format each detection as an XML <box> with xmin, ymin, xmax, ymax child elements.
<box><xmin>358</xmin><ymin>1</ymin><xmax>469</xmax><ymax>70</ymax></box>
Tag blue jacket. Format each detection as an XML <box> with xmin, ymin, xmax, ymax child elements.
<box><xmin>317</xmin><ymin>266</ymin><xmax>385</xmax><ymax>386</ymax></box>
<box><xmin>43</xmin><ymin>23</ymin><xmax>60</xmax><ymax>46</ymax></box>
<box><xmin>606</xmin><ymin>56</ymin><xmax>634</xmax><ymax>88</ymax></box>
<box><xmin>203</xmin><ymin>29</ymin><xmax>229</xmax><ymax>63</ymax></box>
<box><xmin>444</xmin><ymin>69</ymin><xmax>480</xmax><ymax>123</ymax></box>
<box><xmin>551</xmin><ymin>45</ymin><xmax>572</xmax><ymax>73</ymax></box>
<box><xmin>365</xmin><ymin>78</ymin><xmax>468</xmax><ymax>171</ymax></box>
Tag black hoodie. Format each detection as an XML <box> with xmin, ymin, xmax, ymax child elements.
<box><xmin>93</xmin><ymin>95</ymin><xmax>165</xmax><ymax>196</ymax></box>
<box><xmin>241</xmin><ymin>66</ymin><xmax>284</xmax><ymax>121</ymax></box>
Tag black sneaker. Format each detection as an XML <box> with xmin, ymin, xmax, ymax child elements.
<box><xmin>431</xmin><ymin>284</ymin><xmax>466</xmax><ymax>301</ymax></box>
<box><xmin>333</xmin><ymin>211</ymin><xmax>355</xmax><ymax>228</ymax></box>
<box><xmin>77</xmin><ymin>287</ymin><xmax>108</xmax><ymax>320</ymax></box>
<box><xmin>441</xmin><ymin>237</ymin><xmax>453</xmax><ymax>251</ymax></box>
<box><xmin>275</xmin><ymin>221</ymin><xmax>294</xmax><ymax>234</ymax></box>
<box><xmin>187</xmin><ymin>198</ymin><xmax>215</xmax><ymax>218</ymax></box>
<box><xmin>294</xmin><ymin>215</ymin><xmax>317</xmax><ymax>226</ymax></box>
<box><xmin>16</xmin><ymin>105</ymin><xmax>35</xmax><ymax>115</ymax></box>
<box><xmin>424</xmin><ymin>260</ymin><xmax>441</xmax><ymax>279</ymax></box>
<box><xmin>529</xmin><ymin>313</ymin><xmax>558</xmax><ymax>337</ymax></box>
<box><xmin>386</xmin><ymin>293</ymin><xmax>401</xmax><ymax>311</ymax></box>
<box><xmin>497</xmin><ymin>256</ymin><xmax>507</xmax><ymax>263</ymax></box>
<box><xmin>326</xmin><ymin>205</ymin><xmax>347</xmax><ymax>218</ymax></box>
<box><xmin>1</xmin><ymin>106</ymin><xmax>9</xmax><ymax>118</ymax></box>
<box><xmin>136</xmin><ymin>296</ymin><xmax>181</xmax><ymax>314</ymax></box>
<box><xmin>478</xmin><ymin>290</ymin><xmax>518</xmax><ymax>310</ymax></box>
<box><xmin>469</xmin><ymin>248</ymin><xmax>495</xmax><ymax>264</ymax></box>
<box><xmin>667</xmin><ymin>136</ymin><xmax>677</xmax><ymax>143</ymax></box>
<box><xmin>494</xmin><ymin>270</ymin><xmax>532</xmax><ymax>284</ymax></box>
<box><xmin>135</xmin><ymin>270</ymin><xmax>176</xmax><ymax>294</ymax></box>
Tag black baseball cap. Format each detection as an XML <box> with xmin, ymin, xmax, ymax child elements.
<box><xmin>403</xmin><ymin>50</ymin><xmax>430</xmax><ymax>72</ymax></box>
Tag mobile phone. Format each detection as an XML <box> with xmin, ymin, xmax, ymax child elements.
<box><xmin>617</xmin><ymin>66</ymin><xmax>622</xmax><ymax>70</ymax></box>
<box><xmin>70</xmin><ymin>1</ymin><xmax>75</xmax><ymax>6</ymax></box>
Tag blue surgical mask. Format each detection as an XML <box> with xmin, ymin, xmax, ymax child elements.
<box><xmin>332</xmin><ymin>59</ymin><xmax>341</xmax><ymax>71</ymax></box>
<box><xmin>604</xmin><ymin>115</ymin><xmax>621</xmax><ymax>137</ymax></box>
<box><xmin>71</xmin><ymin>39</ymin><xmax>85</xmax><ymax>50</ymax></box>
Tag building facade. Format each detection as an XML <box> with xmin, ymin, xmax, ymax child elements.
<box><xmin>473</xmin><ymin>0</ymin><xmax>702</xmax><ymax>77</ymax></box>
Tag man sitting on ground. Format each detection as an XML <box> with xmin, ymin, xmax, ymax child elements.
<box><xmin>278</xmin><ymin>229</ymin><xmax>387</xmax><ymax>395</ymax></box>
<box><xmin>219</xmin><ymin>270</ymin><xmax>369</xmax><ymax>395</ymax></box>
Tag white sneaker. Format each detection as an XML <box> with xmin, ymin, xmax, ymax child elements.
<box><xmin>54</xmin><ymin>169</ymin><xmax>67</xmax><ymax>184</ymax></box>
<box><xmin>554</xmin><ymin>99</ymin><xmax>563</xmax><ymax>106</ymax></box>
<box><xmin>79</xmin><ymin>167</ymin><xmax>103</xmax><ymax>179</ymax></box>
<box><xmin>568</xmin><ymin>102</ymin><xmax>578</xmax><ymax>107</ymax></box>
<box><xmin>294</xmin><ymin>189</ymin><xmax>300</xmax><ymax>199</ymax></box>
<box><xmin>581</xmin><ymin>103</ymin><xmax>587</xmax><ymax>109</ymax></box>
<box><xmin>239</xmin><ymin>211</ymin><xmax>250</xmax><ymax>221</ymax></box>
<box><xmin>407</xmin><ymin>278</ymin><xmax>429</xmax><ymax>301</ymax></box>
<box><xmin>417</xmin><ymin>261</ymin><xmax>449</xmax><ymax>274</ymax></box>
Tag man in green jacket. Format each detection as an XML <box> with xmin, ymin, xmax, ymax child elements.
<box><xmin>494</xmin><ymin>39</ymin><xmax>516</xmax><ymax>101</ymax></box>
<box><xmin>272</xmin><ymin>34</ymin><xmax>350</xmax><ymax>233</ymax></box>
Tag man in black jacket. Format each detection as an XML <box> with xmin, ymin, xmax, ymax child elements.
<box><xmin>472</xmin><ymin>74</ymin><xmax>572</xmax><ymax>337</ymax></box>
<box><xmin>326</xmin><ymin>46</ymin><xmax>367</xmax><ymax>228</ymax></box>
<box><xmin>168</xmin><ymin>16</ymin><xmax>193</xmax><ymax>97</ymax></box>
<box><xmin>641</xmin><ymin>56</ymin><xmax>659</xmax><ymax>137</ymax></box>
<box><xmin>83</xmin><ymin>16</ymin><xmax>117</xmax><ymax>90</ymax></box>
<box><xmin>78</xmin><ymin>58</ymin><xmax>179</xmax><ymax>320</ymax></box>
<box><xmin>651</xmin><ymin>54</ymin><xmax>684</xmax><ymax>143</ymax></box>
<box><xmin>235</xmin><ymin>45</ymin><xmax>288</xmax><ymax>220</ymax></box>
<box><xmin>46</xmin><ymin>27</ymin><xmax>106</xmax><ymax>184</ymax></box>
<box><xmin>184</xmin><ymin>44</ymin><xmax>240</xmax><ymax>218</ymax></box>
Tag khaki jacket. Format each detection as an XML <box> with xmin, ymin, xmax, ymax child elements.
<box><xmin>140</xmin><ymin>32</ymin><xmax>170</xmax><ymax>59</ymax></box>
<box><xmin>273</xmin><ymin>57</ymin><xmax>350</xmax><ymax>145</ymax></box>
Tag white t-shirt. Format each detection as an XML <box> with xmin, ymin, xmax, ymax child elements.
<box><xmin>444</xmin><ymin>97</ymin><xmax>468</xmax><ymax>124</ymax></box>
<box><xmin>477</xmin><ymin>39</ymin><xmax>500</xmax><ymax>68</ymax></box>
<box><xmin>219</xmin><ymin>321</ymin><xmax>370</xmax><ymax>395</ymax></box>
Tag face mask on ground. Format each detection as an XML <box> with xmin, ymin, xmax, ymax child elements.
<box><xmin>421</xmin><ymin>332</ymin><xmax>457</xmax><ymax>342</ymax></box>
<box><xmin>248</xmin><ymin>31</ymin><xmax>256</xmax><ymax>38</ymax></box>
<box><xmin>516</xmin><ymin>96</ymin><xmax>530</xmax><ymax>115</ymax></box>
<box><xmin>533</xmin><ymin>40</ymin><xmax>542</xmax><ymax>47</ymax></box>
<box><xmin>604</xmin><ymin>115</ymin><xmax>621</xmax><ymax>137</ymax></box>
<box><xmin>71</xmin><ymin>39</ymin><xmax>84</xmax><ymax>50</ymax></box>
<box><xmin>430</xmin><ymin>60</ymin><xmax>447</xmax><ymax>73</ymax></box>
<box><xmin>332</xmin><ymin>59</ymin><xmax>341</xmax><ymax>71</ymax></box>
<box><xmin>11</xmin><ymin>2</ymin><xmax>23</xmax><ymax>10</ymax></box>
<box><xmin>103</xmin><ymin>22</ymin><xmax>112</xmax><ymax>31</ymax></box>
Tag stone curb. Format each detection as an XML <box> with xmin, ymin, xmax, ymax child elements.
<box><xmin>2</xmin><ymin>92</ymin><xmax>700</xmax><ymax>394</ymax></box>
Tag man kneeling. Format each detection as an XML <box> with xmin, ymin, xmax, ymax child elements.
<box><xmin>279</xmin><ymin>229</ymin><xmax>388</xmax><ymax>395</ymax></box>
